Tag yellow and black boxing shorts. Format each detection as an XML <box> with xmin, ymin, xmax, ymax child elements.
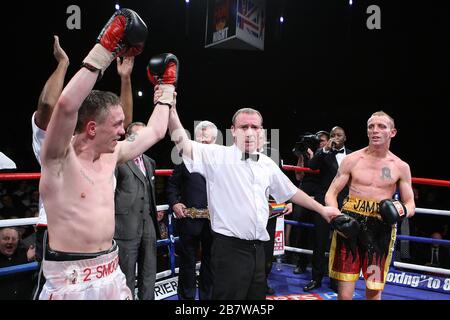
<box><xmin>329</xmin><ymin>196</ymin><xmax>397</xmax><ymax>291</ymax></box>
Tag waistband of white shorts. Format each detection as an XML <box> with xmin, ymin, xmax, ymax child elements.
<box><xmin>43</xmin><ymin>244</ymin><xmax>120</xmax><ymax>286</ymax></box>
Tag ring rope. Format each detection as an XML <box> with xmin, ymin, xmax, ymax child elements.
<box><xmin>0</xmin><ymin>251</ymin><xmax>195</xmax><ymax>280</ymax></box>
<box><xmin>0</xmin><ymin>237</ymin><xmax>180</xmax><ymax>276</ymax></box>
<box><xmin>284</xmin><ymin>219</ymin><xmax>450</xmax><ymax>246</ymax></box>
<box><xmin>281</xmin><ymin>165</ymin><xmax>450</xmax><ymax>187</ymax></box>
<box><xmin>284</xmin><ymin>246</ymin><xmax>450</xmax><ymax>276</ymax></box>
<box><xmin>2</xmin><ymin>168</ymin><xmax>449</xmax><ymax>187</ymax></box>
<box><xmin>415</xmin><ymin>208</ymin><xmax>450</xmax><ymax>216</ymax></box>
<box><xmin>0</xmin><ymin>217</ymin><xmax>39</xmax><ymax>228</ymax></box>
<box><xmin>0</xmin><ymin>205</ymin><xmax>170</xmax><ymax>228</ymax></box>
<box><xmin>397</xmin><ymin>235</ymin><xmax>450</xmax><ymax>246</ymax></box>
<box><xmin>280</xmin><ymin>165</ymin><xmax>320</xmax><ymax>174</ymax></box>
<box><xmin>0</xmin><ymin>262</ymin><xmax>38</xmax><ymax>277</ymax></box>
<box><xmin>0</xmin><ymin>170</ymin><xmax>174</xmax><ymax>181</ymax></box>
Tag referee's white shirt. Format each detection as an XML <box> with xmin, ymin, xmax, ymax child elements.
<box><xmin>183</xmin><ymin>142</ymin><xmax>297</xmax><ymax>241</ymax></box>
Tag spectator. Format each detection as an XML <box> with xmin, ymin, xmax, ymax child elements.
<box><xmin>166</xmin><ymin>120</ymin><xmax>217</xmax><ymax>300</ymax></box>
<box><xmin>0</xmin><ymin>227</ymin><xmax>35</xmax><ymax>299</ymax></box>
<box><xmin>303</xmin><ymin>126</ymin><xmax>351</xmax><ymax>292</ymax></box>
<box><xmin>114</xmin><ymin>121</ymin><xmax>161</xmax><ymax>300</ymax></box>
<box><xmin>0</xmin><ymin>194</ymin><xmax>28</xmax><ymax>219</ymax></box>
<box><xmin>156</xmin><ymin>210</ymin><xmax>170</xmax><ymax>273</ymax></box>
<box><xmin>426</xmin><ymin>232</ymin><xmax>450</xmax><ymax>269</ymax></box>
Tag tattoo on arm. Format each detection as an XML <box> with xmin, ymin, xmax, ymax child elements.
<box><xmin>126</xmin><ymin>133</ymin><xmax>138</xmax><ymax>142</ymax></box>
<box><xmin>381</xmin><ymin>167</ymin><xmax>392</xmax><ymax>180</ymax></box>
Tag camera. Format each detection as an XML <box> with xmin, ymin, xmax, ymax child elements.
<box><xmin>292</xmin><ymin>131</ymin><xmax>328</xmax><ymax>157</ymax></box>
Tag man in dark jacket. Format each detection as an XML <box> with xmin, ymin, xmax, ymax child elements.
<box><xmin>114</xmin><ymin>122</ymin><xmax>160</xmax><ymax>300</ymax></box>
<box><xmin>166</xmin><ymin>121</ymin><xmax>217</xmax><ymax>300</ymax></box>
<box><xmin>303</xmin><ymin>126</ymin><xmax>352</xmax><ymax>292</ymax></box>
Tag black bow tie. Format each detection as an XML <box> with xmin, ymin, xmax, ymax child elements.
<box><xmin>241</xmin><ymin>152</ymin><xmax>259</xmax><ymax>162</ymax></box>
<box><xmin>332</xmin><ymin>148</ymin><xmax>345</xmax><ymax>154</ymax></box>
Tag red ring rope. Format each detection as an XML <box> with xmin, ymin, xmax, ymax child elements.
<box><xmin>1</xmin><ymin>168</ymin><xmax>449</xmax><ymax>187</ymax></box>
<box><xmin>281</xmin><ymin>165</ymin><xmax>450</xmax><ymax>187</ymax></box>
<box><xmin>0</xmin><ymin>170</ymin><xmax>174</xmax><ymax>181</ymax></box>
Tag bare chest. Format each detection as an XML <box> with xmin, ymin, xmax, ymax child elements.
<box><xmin>69</xmin><ymin>159</ymin><xmax>116</xmax><ymax>195</ymax></box>
<box><xmin>351</xmin><ymin>160</ymin><xmax>400</xmax><ymax>190</ymax></box>
<box><xmin>41</xmin><ymin>155</ymin><xmax>116</xmax><ymax>201</ymax></box>
<box><xmin>79</xmin><ymin>161</ymin><xmax>114</xmax><ymax>183</ymax></box>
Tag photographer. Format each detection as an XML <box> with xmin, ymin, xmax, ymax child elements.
<box><xmin>290</xmin><ymin>131</ymin><xmax>329</xmax><ymax>274</ymax></box>
<box><xmin>303</xmin><ymin>126</ymin><xmax>351</xmax><ymax>292</ymax></box>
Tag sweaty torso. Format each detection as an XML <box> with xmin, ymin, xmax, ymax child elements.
<box><xmin>40</xmin><ymin>146</ymin><xmax>118</xmax><ymax>253</ymax></box>
<box><xmin>347</xmin><ymin>148</ymin><xmax>403</xmax><ymax>202</ymax></box>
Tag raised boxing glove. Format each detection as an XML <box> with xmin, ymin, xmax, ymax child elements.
<box><xmin>331</xmin><ymin>214</ymin><xmax>360</xmax><ymax>239</ymax></box>
<box><xmin>147</xmin><ymin>53</ymin><xmax>179</xmax><ymax>107</ymax></box>
<box><xmin>83</xmin><ymin>8</ymin><xmax>148</xmax><ymax>75</ymax></box>
<box><xmin>379</xmin><ymin>199</ymin><xmax>407</xmax><ymax>225</ymax></box>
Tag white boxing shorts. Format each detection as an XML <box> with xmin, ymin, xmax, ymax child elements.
<box><xmin>39</xmin><ymin>242</ymin><xmax>132</xmax><ymax>300</ymax></box>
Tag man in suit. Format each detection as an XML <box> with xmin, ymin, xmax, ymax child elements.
<box><xmin>166</xmin><ymin>121</ymin><xmax>217</xmax><ymax>300</ymax></box>
<box><xmin>303</xmin><ymin>126</ymin><xmax>351</xmax><ymax>292</ymax></box>
<box><xmin>114</xmin><ymin>122</ymin><xmax>160</xmax><ymax>300</ymax></box>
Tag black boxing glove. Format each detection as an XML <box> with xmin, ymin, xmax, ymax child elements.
<box><xmin>83</xmin><ymin>8</ymin><xmax>148</xmax><ymax>75</ymax></box>
<box><xmin>379</xmin><ymin>199</ymin><xmax>407</xmax><ymax>225</ymax></box>
<box><xmin>147</xmin><ymin>53</ymin><xmax>179</xmax><ymax>107</ymax></box>
<box><xmin>331</xmin><ymin>214</ymin><xmax>360</xmax><ymax>239</ymax></box>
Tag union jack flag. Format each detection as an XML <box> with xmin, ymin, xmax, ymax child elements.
<box><xmin>237</xmin><ymin>0</ymin><xmax>265</xmax><ymax>39</ymax></box>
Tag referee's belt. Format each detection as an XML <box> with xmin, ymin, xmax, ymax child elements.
<box><xmin>184</xmin><ymin>208</ymin><xmax>210</xmax><ymax>219</ymax></box>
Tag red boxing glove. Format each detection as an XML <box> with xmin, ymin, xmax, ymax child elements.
<box><xmin>97</xmin><ymin>8</ymin><xmax>147</xmax><ymax>57</ymax></box>
<box><xmin>83</xmin><ymin>8</ymin><xmax>147</xmax><ymax>76</ymax></box>
<box><xmin>147</xmin><ymin>53</ymin><xmax>179</xmax><ymax>107</ymax></box>
<box><xmin>147</xmin><ymin>53</ymin><xmax>179</xmax><ymax>87</ymax></box>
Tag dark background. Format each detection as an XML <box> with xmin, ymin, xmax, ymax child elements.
<box><xmin>2</xmin><ymin>0</ymin><xmax>449</xmax><ymax>180</ymax></box>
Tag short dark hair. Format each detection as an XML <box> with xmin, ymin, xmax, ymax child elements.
<box><xmin>330</xmin><ymin>126</ymin><xmax>345</xmax><ymax>134</ymax></box>
<box><xmin>75</xmin><ymin>90</ymin><xmax>121</xmax><ymax>133</ymax></box>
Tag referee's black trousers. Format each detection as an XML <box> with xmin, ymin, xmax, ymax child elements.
<box><xmin>211</xmin><ymin>232</ymin><xmax>266</xmax><ymax>300</ymax></box>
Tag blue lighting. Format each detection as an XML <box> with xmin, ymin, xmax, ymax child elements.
<box><xmin>279</xmin><ymin>16</ymin><xmax>284</xmax><ymax>23</ymax></box>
